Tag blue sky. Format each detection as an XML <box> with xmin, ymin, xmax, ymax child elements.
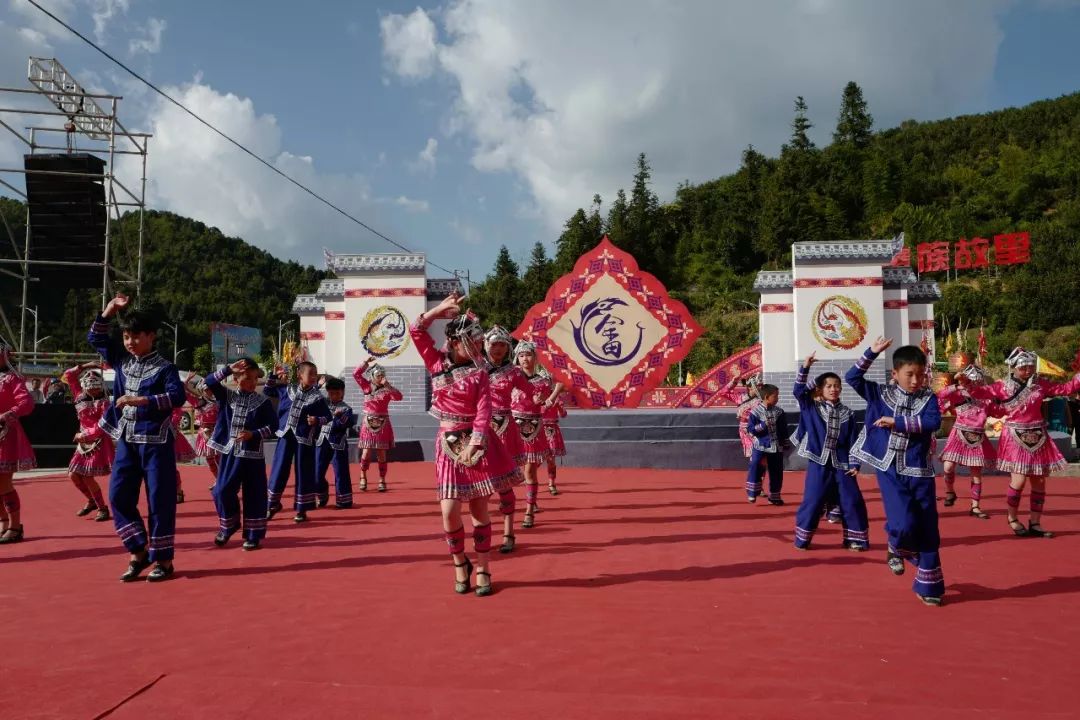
<box><xmin>2</xmin><ymin>0</ymin><xmax>1080</xmax><ymax>283</ymax></box>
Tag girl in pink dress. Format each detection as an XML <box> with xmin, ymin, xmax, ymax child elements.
<box><xmin>719</xmin><ymin>372</ymin><xmax>761</xmax><ymax>459</ymax></box>
<box><xmin>353</xmin><ymin>358</ymin><xmax>403</xmax><ymax>492</ymax></box>
<box><xmin>937</xmin><ymin>364</ymin><xmax>1005</xmax><ymax>520</ymax></box>
<box><xmin>63</xmin><ymin>363</ymin><xmax>113</xmax><ymax>522</ymax></box>
<box><xmin>0</xmin><ymin>343</ymin><xmax>36</xmax><ymax>544</ymax></box>
<box><xmin>512</xmin><ymin>342</ymin><xmax>562</xmax><ymax>529</ymax></box>
<box><xmin>410</xmin><ymin>293</ymin><xmax>519</xmax><ymax>597</ymax></box>
<box><xmin>483</xmin><ymin>325</ymin><xmax>529</xmax><ymax>553</ymax></box>
<box><xmin>968</xmin><ymin>347</ymin><xmax>1080</xmax><ymax>538</ymax></box>
<box><xmin>542</xmin><ymin>396</ymin><xmax>567</xmax><ymax>496</ymax></box>
<box><xmin>191</xmin><ymin>378</ymin><xmax>220</xmax><ymax>483</ymax></box>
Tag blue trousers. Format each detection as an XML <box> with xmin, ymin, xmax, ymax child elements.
<box><xmin>876</xmin><ymin>468</ymin><xmax>945</xmax><ymax>598</ymax></box>
<box><xmin>266</xmin><ymin>432</ymin><xmax>296</xmax><ymax>506</ymax></box>
<box><xmin>745</xmin><ymin>449</ymin><xmax>783</xmax><ymax>499</ymax></box>
<box><xmin>214</xmin><ymin>452</ymin><xmax>269</xmax><ymax>542</ymax></box>
<box><xmin>316</xmin><ymin>442</ymin><xmax>353</xmax><ymax>507</ymax></box>
<box><xmin>110</xmin><ymin>438</ymin><xmax>178</xmax><ymax>563</ymax></box>
<box><xmin>794</xmin><ymin>459</ymin><xmax>869</xmax><ymax>549</ymax></box>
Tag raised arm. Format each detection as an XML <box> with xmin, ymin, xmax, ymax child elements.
<box><xmin>1042</xmin><ymin>373</ymin><xmax>1080</xmax><ymax>398</ymax></box>
<box><xmin>386</xmin><ymin>385</ymin><xmax>403</xmax><ymax>402</ymax></box>
<box><xmin>409</xmin><ymin>315</ymin><xmax>444</xmax><ymax>373</ymax></box>
<box><xmin>87</xmin><ymin>295</ymin><xmax>131</xmax><ymax>368</ymax></box>
<box><xmin>936</xmin><ymin>385</ymin><xmax>965</xmax><ymax>414</ymax></box>
<box><xmin>62</xmin><ymin>364</ymin><xmax>83</xmax><ymax>393</ymax></box>
<box><xmin>352</xmin><ymin>364</ymin><xmax>373</xmax><ymax>394</ymax></box>
<box><xmin>846</xmin><ymin>339</ymin><xmax>891</xmax><ymax>402</ymax></box>
<box><xmin>793</xmin><ymin>355</ymin><xmax>816</xmax><ymax>407</ymax></box>
<box><xmin>202</xmin><ymin>366</ymin><xmax>232</xmax><ymax>404</ymax></box>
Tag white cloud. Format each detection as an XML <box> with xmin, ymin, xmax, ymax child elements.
<box><xmin>381</xmin><ymin>0</ymin><xmax>1015</xmax><ymax>232</ymax></box>
<box><xmin>90</xmin><ymin>0</ymin><xmax>131</xmax><ymax>44</ymax></box>
<box><xmin>391</xmin><ymin>195</ymin><xmax>430</xmax><ymax>213</ymax></box>
<box><xmin>6</xmin><ymin>0</ymin><xmax>77</xmax><ymax>41</ymax></box>
<box><xmin>379</xmin><ymin>7</ymin><xmax>438</xmax><ymax>80</ymax></box>
<box><xmin>129</xmin><ymin>17</ymin><xmax>165</xmax><ymax>55</ymax></box>
<box><xmin>411</xmin><ymin>136</ymin><xmax>438</xmax><ymax>174</ymax></box>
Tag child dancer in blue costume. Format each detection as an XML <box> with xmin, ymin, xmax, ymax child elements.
<box><xmin>88</xmin><ymin>295</ymin><xmax>185</xmax><ymax>582</ymax></box>
<box><xmin>745</xmin><ymin>384</ymin><xmax>790</xmax><ymax>505</ymax></box>
<box><xmin>846</xmin><ymin>337</ymin><xmax>944</xmax><ymax>606</ymax></box>
<box><xmin>793</xmin><ymin>353</ymin><xmax>869</xmax><ymax>551</ymax></box>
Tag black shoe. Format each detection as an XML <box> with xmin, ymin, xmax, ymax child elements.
<box><xmin>317</xmin><ymin>496</ymin><xmax>329</xmax><ymax>508</ymax></box>
<box><xmin>334</xmin><ymin>503</ymin><xmax>353</xmax><ymax>510</ymax></box>
<box><xmin>242</xmin><ymin>540</ymin><xmax>260</xmax><ymax>551</ymax></box>
<box><xmin>213</xmin><ymin>529</ymin><xmax>234</xmax><ymax>547</ymax></box>
<box><xmin>886</xmin><ymin>552</ymin><xmax>905</xmax><ymax>576</ymax></box>
<box><xmin>1008</xmin><ymin>518</ymin><xmax>1028</xmax><ymax>537</ymax></box>
<box><xmin>943</xmin><ymin>491</ymin><xmax>957</xmax><ymax>507</ymax></box>
<box><xmin>969</xmin><ymin>506</ymin><xmax>990</xmax><ymax>520</ymax></box>
<box><xmin>475</xmin><ymin>570</ymin><xmax>493</xmax><ymax>597</ymax></box>
<box><xmin>548</xmin><ymin>484</ymin><xmax>559</xmax><ymax>496</ymax></box>
<box><xmin>94</xmin><ymin>508</ymin><xmax>111</xmax><ymax>522</ymax></box>
<box><xmin>919</xmin><ymin>595</ymin><xmax>943</xmax><ymax>607</ymax></box>
<box><xmin>847</xmin><ymin>542</ymin><xmax>867</xmax><ymax>553</ymax></box>
<box><xmin>266</xmin><ymin>502</ymin><xmax>283</xmax><ymax>520</ymax></box>
<box><xmin>359</xmin><ymin>478</ymin><xmax>368</xmax><ymax>492</ymax></box>
<box><xmin>76</xmin><ymin>502</ymin><xmax>96</xmax><ymax>517</ymax></box>
<box><xmin>146</xmin><ymin>563</ymin><xmax>174</xmax><ymax>582</ymax></box>
<box><xmin>0</xmin><ymin>525</ymin><xmax>24</xmax><ymax>544</ymax></box>
<box><xmin>499</xmin><ymin>534</ymin><xmax>516</xmax><ymax>554</ymax></box>
<box><xmin>767</xmin><ymin>495</ymin><xmax>785</xmax><ymax>506</ymax></box>
<box><xmin>176</xmin><ymin>490</ymin><xmax>185</xmax><ymax>504</ymax></box>
<box><xmin>120</xmin><ymin>555</ymin><xmax>151</xmax><ymax>582</ymax></box>
<box><xmin>1028</xmin><ymin>522</ymin><xmax>1055</xmax><ymax>539</ymax></box>
<box><xmin>293</xmin><ymin>511</ymin><xmax>308</xmax><ymax>523</ymax></box>
<box><xmin>454</xmin><ymin>558</ymin><xmax>473</xmax><ymax>594</ymax></box>
<box><xmin>377</xmin><ymin>480</ymin><xmax>387</xmax><ymax>493</ymax></box>
<box><xmin>522</xmin><ymin>513</ymin><xmax>534</xmax><ymax>529</ymax></box>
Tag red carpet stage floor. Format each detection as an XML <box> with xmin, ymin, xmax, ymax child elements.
<box><xmin>4</xmin><ymin>465</ymin><xmax>1080</xmax><ymax>719</ymax></box>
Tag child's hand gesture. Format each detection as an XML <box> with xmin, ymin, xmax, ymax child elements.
<box><xmin>435</xmin><ymin>291</ymin><xmax>466</xmax><ymax>319</ymax></box>
<box><xmin>235</xmin><ymin>430</ymin><xmax>253</xmax><ymax>442</ymax></box>
<box><xmin>870</xmin><ymin>337</ymin><xmax>893</xmax><ymax>354</ymax></box>
<box><xmin>874</xmin><ymin>416</ymin><xmax>896</xmax><ymax>429</ymax></box>
<box><xmin>804</xmin><ymin>352</ymin><xmax>817</xmax><ymax>368</ymax></box>
<box><xmin>103</xmin><ymin>294</ymin><xmax>130</xmax><ymax>318</ymax></box>
<box><xmin>229</xmin><ymin>360</ymin><xmax>248</xmax><ymax>374</ymax></box>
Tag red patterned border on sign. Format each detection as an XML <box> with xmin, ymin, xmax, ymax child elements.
<box><xmin>760</xmin><ymin>303</ymin><xmax>793</xmax><ymax>313</ymax></box>
<box><xmin>299</xmin><ymin>331</ymin><xmax>325</xmax><ymax>340</ymax></box>
<box><xmin>909</xmin><ymin>319</ymin><xmax>936</xmax><ymax>329</ymax></box>
<box><xmin>512</xmin><ymin>236</ymin><xmax>704</xmax><ymax>409</ymax></box>
<box><xmin>794</xmin><ymin>277</ymin><xmax>883</xmax><ymax>288</ymax></box>
<box><xmin>344</xmin><ymin>288</ymin><xmax>425</xmax><ymax>298</ymax></box>
<box><xmin>884</xmin><ymin>299</ymin><xmax>909</xmax><ymax>309</ymax></box>
<box><xmin>324</xmin><ymin>311</ymin><xmax>345</xmax><ymax>320</ymax></box>
<box><xmin>680</xmin><ymin>344</ymin><xmax>763</xmax><ymax>408</ymax></box>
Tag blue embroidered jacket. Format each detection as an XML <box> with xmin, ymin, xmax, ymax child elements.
<box><xmin>793</xmin><ymin>364</ymin><xmax>860</xmax><ymax>470</ymax></box>
<box><xmin>317</xmin><ymin>400</ymin><xmax>356</xmax><ymax>452</ymax></box>
<box><xmin>203</xmin><ymin>367</ymin><xmax>278</xmax><ymax>459</ymax></box>
<box><xmin>264</xmin><ymin>376</ymin><xmax>330</xmax><ymax>446</ymax></box>
<box><xmin>845</xmin><ymin>347</ymin><xmax>941</xmax><ymax>478</ymax></box>
<box><xmin>88</xmin><ymin>314</ymin><xmax>185</xmax><ymax>444</ymax></box>
<box><xmin>747</xmin><ymin>403</ymin><xmax>789</xmax><ymax>453</ymax></box>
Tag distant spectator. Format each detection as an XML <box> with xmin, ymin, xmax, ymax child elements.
<box><xmin>45</xmin><ymin>380</ymin><xmax>68</xmax><ymax>404</ymax></box>
<box><xmin>29</xmin><ymin>379</ymin><xmax>44</xmax><ymax>404</ymax></box>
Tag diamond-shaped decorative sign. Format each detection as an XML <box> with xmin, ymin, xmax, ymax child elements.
<box><xmin>513</xmin><ymin>236</ymin><xmax>703</xmax><ymax>408</ymax></box>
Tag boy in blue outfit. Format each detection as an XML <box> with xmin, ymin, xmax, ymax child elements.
<box><xmin>315</xmin><ymin>376</ymin><xmax>356</xmax><ymax>509</ymax></box>
<box><xmin>205</xmin><ymin>358</ymin><xmax>278</xmax><ymax>550</ymax></box>
<box><xmin>793</xmin><ymin>353</ymin><xmax>869</xmax><ymax>551</ymax></box>
<box><xmin>745</xmin><ymin>384</ymin><xmax>790</xmax><ymax>505</ymax></box>
<box><xmin>846</xmin><ymin>337</ymin><xmax>944</xmax><ymax>606</ymax></box>
<box><xmin>265</xmin><ymin>361</ymin><xmax>331</xmax><ymax>523</ymax></box>
<box><xmin>88</xmin><ymin>294</ymin><xmax>186</xmax><ymax>583</ymax></box>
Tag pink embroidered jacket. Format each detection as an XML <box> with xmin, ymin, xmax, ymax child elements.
<box><xmin>719</xmin><ymin>379</ymin><xmax>760</xmax><ymax>424</ymax></box>
<box><xmin>0</xmin><ymin>371</ymin><xmax>34</xmax><ymax>422</ymax></box>
<box><xmin>937</xmin><ymin>387</ymin><xmax>1005</xmax><ymax>431</ymax></box>
<box><xmin>512</xmin><ymin>373</ymin><xmax>553</xmax><ymax>419</ymax></box>
<box><xmin>63</xmin><ymin>368</ymin><xmax>109</xmax><ymax>442</ymax></box>
<box><xmin>410</xmin><ymin>317</ymin><xmax>491</xmax><ymax>447</ymax></box>
<box><xmin>486</xmin><ymin>361</ymin><xmax>532</xmax><ymax>414</ymax></box>
<box><xmin>968</xmin><ymin>374</ymin><xmax>1080</xmax><ymax>425</ymax></box>
<box><xmin>195</xmin><ymin>402</ymin><xmax>219</xmax><ymax>433</ymax></box>
<box><xmin>352</xmin><ymin>368</ymin><xmax>404</xmax><ymax>416</ymax></box>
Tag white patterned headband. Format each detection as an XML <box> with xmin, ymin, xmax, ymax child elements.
<box><xmin>958</xmin><ymin>364</ymin><xmax>989</xmax><ymax>384</ymax></box>
<box><xmin>1005</xmin><ymin>347</ymin><xmax>1036</xmax><ymax>368</ymax></box>
<box><xmin>80</xmin><ymin>371</ymin><xmax>104</xmax><ymax>391</ymax></box>
<box><xmin>514</xmin><ymin>341</ymin><xmax>537</xmax><ymax>357</ymax></box>
<box><xmin>484</xmin><ymin>325</ymin><xmax>513</xmax><ymax>351</ymax></box>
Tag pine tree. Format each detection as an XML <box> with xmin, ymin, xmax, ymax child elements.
<box><xmin>521</xmin><ymin>242</ymin><xmax>555</xmax><ymax>308</ymax></box>
<box><xmin>606</xmin><ymin>189</ymin><xmax>630</xmax><ymax>248</ymax></box>
<box><xmin>627</xmin><ymin>153</ymin><xmax>661</xmax><ymax>270</ymax></box>
<box><xmin>833</xmin><ymin>81</ymin><xmax>874</xmax><ymax>148</ymax></box>
<box><xmin>789</xmin><ymin>96</ymin><xmax>815</xmax><ymax>152</ymax></box>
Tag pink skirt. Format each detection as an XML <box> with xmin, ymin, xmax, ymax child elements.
<box><xmin>543</xmin><ymin>421</ymin><xmax>566</xmax><ymax>457</ymax></box>
<box><xmin>174</xmin><ymin>431</ymin><xmax>196</xmax><ymax>463</ymax></box>
<box><xmin>940</xmin><ymin>425</ymin><xmax>995</xmax><ymax>468</ymax></box>
<box><xmin>0</xmin><ymin>420</ymin><xmax>36</xmax><ymax>473</ymax></box>
<box><xmin>996</xmin><ymin>422</ymin><xmax>1065</xmax><ymax>476</ymax></box>
<box><xmin>491</xmin><ymin>411</ymin><xmax>526</xmax><ymax>467</ymax></box>
<box><xmin>194</xmin><ymin>431</ymin><xmax>218</xmax><ymax>459</ymax></box>
<box><xmin>738</xmin><ymin>425</ymin><xmax>753</xmax><ymax>459</ymax></box>
<box><xmin>434</xmin><ymin>426</ymin><xmax>521</xmax><ymax>501</ymax></box>
<box><xmin>358</xmin><ymin>414</ymin><xmax>395</xmax><ymax>450</ymax></box>
<box><xmin>68</xmin><ymin>437</ymin><xmax>115</xmax><ymax>476</ymax></box>
<box><xmin>514</xmin><ymin>414</ymin><xmax>552</xmax><ymax>464</ymax></box>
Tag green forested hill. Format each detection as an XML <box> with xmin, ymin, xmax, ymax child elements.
<box><xmin>0</xmin><ymin>201</ymin><xmax>325</xmax><ymax>367</ymax></box>
<box><xmin>469</xmin><ymin>84</ymin><xmax>1080</xmax><ymax>373</ymax></box>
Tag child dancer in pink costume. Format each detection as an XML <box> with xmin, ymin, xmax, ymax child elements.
<box><xmin>63</xmin><ymin>362</ymin><xmax>113</xmax><ymax>521</ymax></box>
<box><xmin>352</xmin><ymin>358</ymin><xmax>403</xmax><ymax>492</ymax></box>
<box><xmin>936</xmin><ymin>364</ymin><xmax>1005</xmax><ymax>520</ymax></box>
<box><xmin>482</xmin><ymin>326</ymin><xmax>529</xmax><ymax>553</ymax></box>
<box><xmin>512</xmin><ymin>342</ymin><xmax>563</xmax><ymax>530</ymax></box>
<box><xmin>967</xmin><ymin>347</ymin><xmax>1080</xmax><ymax>538</ymax></box>
<box><xmin>410</xmin><ymin>293</ymin><xmax>519</xmax><ymax>596</ymax></box>
<box><xmin>542</xmin><ymin>396</ymin><xmax>567</xmax><ymax>496</ymax></box>
<box><xmin>0</xmin><ymin>342</ymin><xmax>36</xmax><ymax>544</ymax></box>
<box><xmin>191</xmin><ymin>379</ymin><xmax>220</xmax><ymax>483</ymax></box>
<box><xmin>719</xmin><ymin>372</ymin><xmax>762</xmax><ymax>460</ymax></box>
